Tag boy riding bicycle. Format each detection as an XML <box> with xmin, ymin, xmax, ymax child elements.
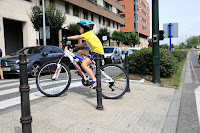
<box><xmin>67</xmin><ymin>20</ymin><xmax>104</xmax><ymax>89</ymax></box>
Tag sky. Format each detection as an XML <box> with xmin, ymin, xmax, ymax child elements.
<box><xmin>146</xmin><ymin>0</ymin><xmax>200</xmax><ymax>45</ymax></box>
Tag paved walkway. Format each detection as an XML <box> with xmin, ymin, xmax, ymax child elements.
<box><xmin>0</xmin><ymin>79</ymin><xmax>178</xmax><ymax>133</ymax></box>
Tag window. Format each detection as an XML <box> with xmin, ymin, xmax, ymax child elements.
<box><xmin>91</xmin><ymin>13</ymin><xmax>94</xmax><ymax>21</ymax></box>
<box><xmin>140</xmin><ymin>25</ymin><xmax>148</xmax><ymax>31</ymax></box>
<box><xmin>103</xmin><ymin>17</ymin><xmax>105</xmax><ymax>25</ymax></box>
<box><xmin>73</xmin><ymin>5</ymin><xmax>79</xmax><ymax>17</ymax></box>
<box><xmin>104</xmin><ymin>1</ymin><xmax>112</xmax><ymax>11</ymax></box>
<box><xmin>83</xmin><ymin>10</ymin><xmax>88</xmax><ymax>19</ymax></box>
<box><xmin>121</xmin><ymin>14</ymin><xmax>125</xmax><ymax>18</ymax></box>
<box><xmin>40</xmin><ymin>0</ymin><xmax>42</xmax><ymax>5</ymax></box>
<box><xmin>65</xmin><ymin>2</ymin><xmax>69</xmax><ymax>14</ymax></box>
<box><xmin>99</xmin><ymin>16</ymin><xmax>101</xmax><ymax>24</ymax></box>
<box><xmin>24</xmin><ymin>0</ymin><xmax>31</xmax><ymax>2</ymax></box>
<box><xmin>88</xmin><ymin>0</ymin><xmax>97</xmax><ymax>3</ymax></box>
<box><xmin>107</xmin><ymin>19</ymin><xmax>110</xmax><ymax>27</ymax></box>
<box><xmin>50</xmin><ymin>0</ymin><xmax>55</xmax><ymax>4</ymax></box>
<box><xmin>117</xmin><ymin>23</ymin><xmax>119</xmax><ymax>29</ymax></box>
<box><xmin>120</xmin><ymin>24</ymin><xmax>125</xmax><ymax>27</ymax></box>
<box><xmin>113</xmin><ymin>21</ymin><xmax>115</xmax><ymax>28</ymax></box>
<box><xmin>140</xmin><ymin>9</ymin><xmax>147</xmax><ymax>16</ymax></box>
<box><xmin>52</xmin><ymin>47</ymin><xmax>62</xmax><ymax>53</ymax></box>
<box><xmin>44</xmin><ymin>47</ymin><xmax>54</xmax><ymax>54</ymax></box>
<box><xmin>140</xmin><ymin>0</ymin><xmax>147</xmax><ymax>9</ymax></box>
<box><xmin>140</xmin><ymin>17</ymin><xmax>148</xmax><ymax>24</ymax></box>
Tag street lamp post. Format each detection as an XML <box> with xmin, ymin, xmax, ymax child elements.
<box><xmin>42</xmin><ymin>0</ymin><xmax>46</xmax><ymax>46</ymax></box>
<box><xmin>33</xmin><ymin>0</ymin><xmax>46</xmax><ymax>46</ymax></box>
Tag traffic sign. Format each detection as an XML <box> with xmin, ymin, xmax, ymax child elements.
<box><xmin>163</xmin><ymin>23</ymin><xmax>178</xmax><ymax>38</ymax></box>
<box><xmin>102</xmin><ymin>36</ymin><xmax>107</xmax><ymax>41</ymax></box>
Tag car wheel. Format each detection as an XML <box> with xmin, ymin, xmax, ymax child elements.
<box><xmin>31</xmin><ymin>63</ymin><xmax>40</xmax><ymax>77</ymax></box>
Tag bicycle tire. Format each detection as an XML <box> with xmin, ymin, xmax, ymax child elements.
<box><xmin>36</xmin><ymin>62</ymin><xmax>71</xmax><ymax>97</ymax></box>
<box><xmin>100</xmin><ymin>64</ymin><xmax>128</xmax><ymax>99</ymax></box>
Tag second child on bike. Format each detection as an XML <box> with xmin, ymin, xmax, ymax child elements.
<box><xmin>67</xmin><ymin>20</ymin><xmax>104</xmax><ymax>89</ymax></box>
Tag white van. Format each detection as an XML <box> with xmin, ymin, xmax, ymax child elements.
<box><xmin>128</xmin><ymin>48</ymin><xmax>141</xmax><ymax>52</ymax></box>
<box><xmin>103</xmin><ymin>46</ymin><xmax>122</xmax><ymax>64</ymax></box>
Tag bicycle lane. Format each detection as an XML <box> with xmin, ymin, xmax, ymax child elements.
<box><xmin>176</xmin><ymin>52</ymin><xmax>200</xmax><ymax>132</ymax></box>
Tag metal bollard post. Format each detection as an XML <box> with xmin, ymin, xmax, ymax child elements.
<box><xmin>19</xmin><ymin>54</ymin><xmax>32</xmax><ymax>133</ymax></box>
<box><xmin>125</xmin><ymin>53</ymin><xmax>130</xmax><ymax>92</ymax></box>
<box><xmin>95</xmin><ymin>54</ymin><xmax>103</xmax><ymax>110</ymax></box>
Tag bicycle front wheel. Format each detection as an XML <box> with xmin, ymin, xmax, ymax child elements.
<box><xmin>101</xmin><ymin>64</ymin><xmax>128</xmax><ymax>99</ymax></box>
<box><xmin>36</xmin><ymin>62</ymin><xmax>71</xmax><ymax>97</ymax></box>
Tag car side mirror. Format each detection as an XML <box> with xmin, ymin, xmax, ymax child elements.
<box><xmin>42</xmin><ymin>52</ymin><xmax>48</xmax><ymax>56</ymax></box>
<box><xmin>114</xmin><ymin>51</ymin><xmax>117</xmax><ymax>54</ymax></box>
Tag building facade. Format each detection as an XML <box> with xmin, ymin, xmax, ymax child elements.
<box><xmin>0</xmin><ymin>0</ymin><xmax>124</xmax><ymax>56</ymax></box>
<box><xmin>119</xmin><ymin>0</ymin><xmax>150</xmax><ymax>48</ymax></box>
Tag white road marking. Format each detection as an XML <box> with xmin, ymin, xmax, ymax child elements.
<box><xmin>195</xmin><ymin>86</ymin><xmax>200</xmax><ymax>125</ymax></box>
<box><xmin>0</xmin><ymin>81</ymin><xmax>82</xmax><ymax>110</ymax></box>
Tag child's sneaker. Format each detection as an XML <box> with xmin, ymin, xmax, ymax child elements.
<box><xmin>89</xmin><ymin>80</ymin><xmax>96</xmax><ymax>89</ymax></box>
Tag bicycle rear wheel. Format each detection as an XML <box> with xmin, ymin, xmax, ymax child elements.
<box><xmin>36</xmin><ymin>62</ymin><xmax>71</xmax><ymax>97</ymax></box>
<box><xmin>101</xmin><ymin>64</ymin><xmax>128</xmax><ymax>99</ymax></box>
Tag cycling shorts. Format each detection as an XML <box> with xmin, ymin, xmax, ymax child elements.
<box><xmin>87</xmin><ymin>52</ymin><xmax>104</xmax><ymax>61</ymax></box>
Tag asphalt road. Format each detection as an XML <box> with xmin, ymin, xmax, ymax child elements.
<box><xmin>176</xmin><ymin>52</ymin><xmax>200</xmax><ymax>133</ymax></box>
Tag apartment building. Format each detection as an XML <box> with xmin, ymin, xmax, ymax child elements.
<box><xmin>0</xmin><ymin>0</ymin><xmax>124</xmax><ymax>56</ymax></box>
<box><xmin>119</xmin><ymin>0</ymin><xmax>150</xmax><ymax>48</ymax></box>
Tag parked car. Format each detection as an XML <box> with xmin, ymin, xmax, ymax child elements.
<box><xmin>0</xmin><ymin>45</ymin><xmax>70</xmax><ymax>77</ymax></box>
<box><xmin>121</xmin><ymin>50</ymin><xmax>133</xmax><ymax>60</ymax></box>
<box><xmin>103</xmin><ymin>46</ymin><xmax>122</xmax><ymax>64</ymax></box>
<box><xmin>128</xmin><ymin>47</ymin><xmax>141</xmax><ymax>53</ymax></box>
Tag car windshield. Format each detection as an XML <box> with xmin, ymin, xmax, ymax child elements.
<box><xmin>104</xmin><ymin>48</ymin><xmax>114</xmax><ymax>53</ymax></box>
<box><xmin>128</xmin><ymin>50</ymin><xmax>133</xmax><ymax>54</ymax></box>
<box><xmin>122</xmin><ymin>50</ymin><xmax>127</xmax><ymax>54</ymax></box>
<box><xmin>17</xmin><ymin>47</ymin><xmax>43</xmax><ymax>55</ymax></box>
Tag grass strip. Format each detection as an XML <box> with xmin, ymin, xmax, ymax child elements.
<box><xmin>164</xmin><ymin>58</ymin><xmax>186</xmax><ymax>88</ymax></box>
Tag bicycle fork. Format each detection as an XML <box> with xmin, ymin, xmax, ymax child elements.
<box><xmin>52</xmin><ymin>63</ymin><xmax>62</xmax><ymax>80</ymax></box>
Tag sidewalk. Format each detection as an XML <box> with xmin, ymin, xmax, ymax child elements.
<box><xmin>0</xmin><ymin>78</ymin><xmax>180</xmax><ymax>133</ymax></box>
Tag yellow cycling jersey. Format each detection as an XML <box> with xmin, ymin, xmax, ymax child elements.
<box><xmin>81</xmin><ymin>31</ymin><xmax>104</xmax><ymax>55</ymax></box>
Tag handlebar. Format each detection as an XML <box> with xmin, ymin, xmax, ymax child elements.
<box><xmin>61</xmin><ymin>40</ymin><xmax>76</xmax><ymax>52</ymax></box>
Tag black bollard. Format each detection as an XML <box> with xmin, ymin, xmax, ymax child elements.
<box><xmin>19</xmin><ymin>54</ymin><xmax>32</xmax><ymax>133</ymax></box>
<box><xmin>125</xmin><ymin>53</ymin><xmax>130</xmax><ymax>92</ymax></box>
<box><xmin>95</xmin><ymin>54</ymin><xmax>103</xmax><ymax>110</ymax></box>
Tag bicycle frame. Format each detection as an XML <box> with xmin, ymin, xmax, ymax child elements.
<box><xmin>53</xmin><ymin>44</ymin><xmax>114</xmax><ymax>83</ymax></box>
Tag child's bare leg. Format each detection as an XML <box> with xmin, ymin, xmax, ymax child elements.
<box><xmin>77</xmin><ymin>50</ymin><xmax>89</xmax><ymax>59</ymax></box>
<box><xmin>81</xmin><ymin>58</ymin><xmax>96</xmax><ymax>80</ymax></box>
<box><xmin>0</xmin><ymin>67</ymin><xmax>4</xmax><ymax>80</ymax></box>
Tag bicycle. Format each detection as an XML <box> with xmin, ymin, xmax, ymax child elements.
<box><xmin>36</xmin><ymin>41</ymin><xmax>129</xmax><ymax>99</ymax></box>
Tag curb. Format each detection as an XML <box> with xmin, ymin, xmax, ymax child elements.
<box><xmin>161</xmin><ymin>56</ymin><xmax>187</xmax><ymax>133</ymax></box>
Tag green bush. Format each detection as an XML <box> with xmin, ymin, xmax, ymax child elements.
<box><xmin>171</xmin><ymin>50</ymin><xmax>188</xmax><ymax>62</ymax></box>
<box><xmin>160</xmin><ymin>49</ymin><xmax>178</xmax><ymax>77</ymax></box>
<box><xmin>129</xmin><ymin>48</ymin><xmax>153</xmax><ymax>75</ymax></box>
<box><xmin>128</xmin><ymin>48</ymin><xmax>179</xmax><ymax>78</ymax></box>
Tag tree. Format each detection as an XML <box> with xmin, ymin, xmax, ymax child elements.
<box><xmin>29</xmin><ymin>4</ymin><xmax>66</xmax><ymax>45</ymax></box>
<box><xmin>67</xmin><ymin>23</ymin><xmax>80</xmax><ymax>35</ymax></box>
<box><xmin>123</xmin><ymin>32</ymin><xmax>140</xmax><ymax>47</ymax></box>
<box><xmin>160</xmin><ymin>44</ymin><xmax>169</xmax><ymax>49</ymax></box>
<box><xmin>148</xmin><ymin>38</ymin><xmax>152</xmax><ymax>47</ymax></box>
<box><xmin>186</xmin><ymin>36</ymin><xmax>199</xmax><ymax>48</ymax></box>
<box><xmin>111</xmin><ymin>31</ymin><xmax>125</xmax><ymax>47</ymax></box>
<box><xmin>178</xmin><ymin>42</ymin><xmax>185</xmax><ymax>49</ymax></box>
<box><xmin>96</xmin><ymin>27</ymin><xmax>110</xmax><ymax>45</ymax></box>
<box><xmin>29</xmin><ymin>4</ymin><xmax>66</xmax><ymax>31</ymax></box>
